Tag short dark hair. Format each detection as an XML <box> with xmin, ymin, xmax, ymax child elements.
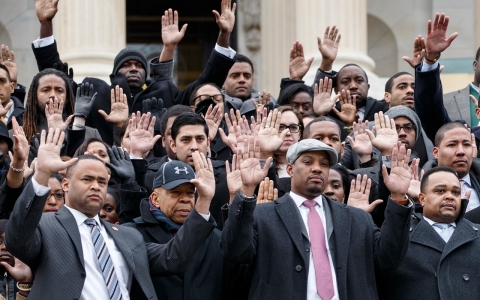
<box><xmin>235</xmin><ymin>54</ymin><xmax>254</xmax><ymax>74</ymax></box>
<box><xmin>331</xmin><ymin>164</ymin><xmax>352</xmax><ymax>203</ymax></box>
<box><xmin>434</xmin><ymin>122</ymin><xmax>470</xmax><ymax>147</ymax></box>
<box><xmin>66</xmin><ymin>155</ymin><xmax>105</xmax><ymax>178</ymax></box>
<box><xmin>159</xmin><ymin>105</ymin><xmax>193</xmax><ymax>137</ymax></box>
<box><xmin>0</xmin><ymin>64</ymin><xmax>11</xmax><ymax>82</ymax></box>
<box><xmin>384</xmin><ymin>71</ymin><xmax>413</xmax><ymax>93</ymax></box>
<box><xmin>303</xmin><ymin>116</ymin><xmax>341</xmax><ymax>139</ymax></box>
<box><xmin>171</xmin><ymin>112</ymin><xmax>209</xmax><ymax>142</ymax></box>
<box><xmin>189</xmin><ymin>83</ymin><xmax>222</xmax><ymax>106</ymax></box>
<box><xmin>420</xmin><ymin>166</ymin><xmax>458</xmax><ymax>193</ymax></box>
<box><xmin>476</xmin><ymin>46</ymin><xmax>480</xmax><ymax>62</ymax></box>
<box><xmin>75</xmin><ymin>138</ymin><xmax>110</xmax><ymax>157</ymax></box>
<box><xmin>337</xmin><ymin>63</ymin><xmax>369</xmax><ymax>84</ymax></box>
<box><xmin>50</xmin><ymin>172</ymin><xmax>64</xmax><ymax>183</ymax></box>
<box><xmin>277</xmin><ymin>83</ymin><xmax>314</xmax><ymax>106</ymax></box>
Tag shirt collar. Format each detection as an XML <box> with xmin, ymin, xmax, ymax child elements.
<box><xmin>289</xmin><ymin>191</ymin><xmax>324</xmax><ymax>208</ymax></box>
<box><xmin>470</xmin><ymin>82</ymin><xmax>479</xmax><ymax>93</ymax></box>
<box><xmin>423</xmin><ymin>215</ymin><xmax>456</xmax><ymax>228</ymax></box>
<box><xmin>65</xmin><ymin>205</ymin><xmax>102</xmax><ymax>227</ymax></box>
<box><xmin>460</xmin><ymin>173</ymin><xmax>472</xmax><ymax>187</ymax></box>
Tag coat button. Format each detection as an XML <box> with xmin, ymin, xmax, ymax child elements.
<box><xmin>463</xmin><ymin>274</ymin><xmax>470</xmax><ymax>281</ymax></box>
<box><xmin>306</xmin><ymin>247</ymin><xmax>310</xmax><ymax>252</ymax></box>
<box><xmin>81</xmin><ymin>272</ymin><xmax>86</xmax><ymax>278</ymax></box>
<box><xmin>295</xmin><ymin>265</ymin><xmax>302</xmax><ymax>272</ymax></box>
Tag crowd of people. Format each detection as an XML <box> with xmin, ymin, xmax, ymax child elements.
<box><xmin>0</xmin><ymin>0</ymin><xmax>478</xmax><ymax>299</ymax></box>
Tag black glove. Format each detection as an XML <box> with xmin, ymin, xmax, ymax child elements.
<box><xmin>74</xmin><ymin>82</ymin><xmax>98</xmax><ymax>118</ymax></box>
<box><xmin>106</xmin><ymin>146</ymin><xmax>135</xmax><ymax>184</ymax></box>
<box><xmin>53</xmin><ymin>60</ymin><xmax>74</xmax><ymax>80</ymax></box>
<box><xmin>143</xmin><ymin>97</ymin><xmax>166</xmax><ymax>132</ymax></box>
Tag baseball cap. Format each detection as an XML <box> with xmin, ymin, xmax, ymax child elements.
<box><xmin>153</xmin><ymin>160</ymin><xmax>195</xmax><ymax>190</ymax></box>
<box><xmin>286</xmin><ymin>139</ymin><xmax>338</xmax><ymax>166</ymax></box>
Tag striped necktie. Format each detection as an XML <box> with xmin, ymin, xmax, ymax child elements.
<box><xmin>85</xmin><ymin>218</ymin><xmax>122</xmax><ymax>300</ymax></box>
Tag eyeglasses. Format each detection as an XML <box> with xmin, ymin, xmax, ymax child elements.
<box><xmin>194</xmin><ymin>94</ymin><xmax>224</xmax><ymax>104</ymax></box>
<box><xmin>48</xmin><ymin>192</ymin><xmax>65</xmax><ymax>200</ymax></box>
<box><xmin>395</xmin><ymin>124</ymin><xmax>416</xmax><ymax>133</ymax></box>
<box><xmin>279</xmin><ymin>124</ymin><xmax>301</xmax><ymax>133</ymax></box>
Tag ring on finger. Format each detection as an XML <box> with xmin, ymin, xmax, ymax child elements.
<box><xmin>265</xmin><ymin>125</ymin><xmax>270</xmax><ymax>128</ymax></box>
<box><xmin>7</xmin><ymin>59</ymin><xmax>11</xmax><ymax>61</ymax></box>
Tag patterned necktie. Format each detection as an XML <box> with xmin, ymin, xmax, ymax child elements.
<box><xmin>84</xmin><ymin>218</ymin><xmax>123</xmax><ymax>300</ymax></box>
<box><xmin>432</xmin><ymin>223</ymin><xmax>453</xmax><ymax>243</ymax></box>
<box><xmin>303</xmin><ymin>200</ymin><xmax>334</xmax><ymax>299</ymax></box>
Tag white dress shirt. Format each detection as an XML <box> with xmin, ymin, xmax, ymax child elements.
<box><xmin>290</xmin><ymin>192</ymin><xmax>339</xmax><ymax>300</ymax></box>
<box><xmin>460</xmin><ymin>174</ymin><xmax>480</xmax><ymax>211</ymax></box>
<box><xmin>32</xmin><ymin>178</ymin><xmax>131</xmax><ymax>300</ymax></box>
<box><xmin>423</xmin><ymin>215</ymin><xmax>456</xmax><ymax>240</ymax></box>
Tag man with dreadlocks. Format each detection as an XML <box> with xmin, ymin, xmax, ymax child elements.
<box><xmin>23</xmin><ymin>68</ymin><xmax>102</xmax><ymax>158</ymax></box>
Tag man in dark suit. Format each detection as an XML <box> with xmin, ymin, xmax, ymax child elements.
<box><xmin>0</xmin><ymin>64</ymin><xmax>23</xmax><ymax>130</ymax></box>
<box><xmin>5</xmin><ymin>128</ymin><xmax>217</xmax><ymax>300</ymax></box>
<box><xmin>377</xmin><ymin>166</ymin><xmax>480</xmax><ymax>300</ymax></box>
<box><xmin>221</xmin><ymin>138</ymin><xmax>413</xmax><ymax>299</ymax></box>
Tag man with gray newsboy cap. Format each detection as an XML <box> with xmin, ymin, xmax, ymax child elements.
<box><xmin>221</xmin><ymin>138</ymin><xmax>414</xmax><ymax>299</ymax></box>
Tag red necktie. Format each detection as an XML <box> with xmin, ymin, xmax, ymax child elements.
<box><xmin>303</xmin><ymin>200</ymin><xmax>335</xmax><ymax>299</ymax></box>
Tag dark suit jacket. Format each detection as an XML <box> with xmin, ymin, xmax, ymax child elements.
<box><xmin>7</xmin><ymin>96</ymin><xmax>24</xmax><ymax>130</ymax></box>
<box><xmin>221</xmin><ymin>192</ymin><xmax>412</xmax><ymax>300</ymax></box>
<box><xmin>5</xmin><ymin>181</ymin><xmax>216</xmax><ymax>300</ymax></box>
<box><xmin>125</xmin><ymin>198</ymin><xmax>226</xmax><ymax>300</ymax></box>
<box><xmin>377</xmin><ymin>202</ymin><xmax>480</xmax><ymax>300</ymax></box>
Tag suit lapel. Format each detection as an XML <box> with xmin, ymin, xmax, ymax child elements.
<box><xmin>274</xmin><ymin>196</ymin><xmax>308</xmax><ymax>264</ymax></box>
<box><xmin>410</xmin><ymin>218</ymin><xmax>445</xmax><ymax>252</ymax></box>
<box><xmin>103</xmin><ymin>221</ymin><xmax>136</xmax><ymax>274</ymax></box>
<box><xmin>328</xmin><ymin>199</ymin><xmax>350</xmax><ymax>287</ymax></box>
<box><xmin>55</xmin><ymin>207</ymin><xmax>85</xmax><ymax>266</ymax></box>
<box><xmin>363</xmin><ymin>98</ymin><xmax>375</xmax><ymax>121</ymax></box>
<box><xmin>440</xmin><ymin>220</ymin><xmax>479</xmax><ymax>263</ymax></box>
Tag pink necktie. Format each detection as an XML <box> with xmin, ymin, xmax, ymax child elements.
<box><xmin>303</xmin><ymin>200</ymin><xmax>335</xmax><ymax>300</ymax></box>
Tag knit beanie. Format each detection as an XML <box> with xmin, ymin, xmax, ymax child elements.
<box><xmin>112</xmin><ymin>48</ymin><xmax>148</xmax><ymax>79</ymax></box>
<box><xmin>384</xmin><ymin>105</ymin><xmax>422</xmax><ymax>143</ymax></box>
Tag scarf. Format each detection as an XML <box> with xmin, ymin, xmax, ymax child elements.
<box><xmin>149</xmin><ymin>201</ymin><xmax>182</xmax><ymax>235</ymax></box>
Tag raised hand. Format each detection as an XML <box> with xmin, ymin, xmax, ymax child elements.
<box><xmin>162</xmin><ymin>9</ymin><xmax>187</xmax><ymax>48</ymax></box>
<box><xmin>347</xmin><ymin>174</ymin><xmax>383</xmax><ymax>213</ymax></box>
<box><xmin>239</xmin><ymin>135</ymin><xmax>272</xmax><ymax>197</ymax></box>
<box><xmin>11</xmin><ymin>117</ymin><xmax>29</xmax><ymax>164</ymax></box>
<box><xmin>99</xmin><ymin>85</ymin><xmax>129</xmax><ymax>127</ymax></box>
<box><xmin>142</xmin><ymin>97</ymin><xmax>166</xmax><ymax>132</ymax></box>
<box><xmin>402</xmin><ymin>36</ymin><xmax>425</xmax><ymax>68</ymax></box>
<box><xmin>289</xmin><ymin>41</ymin><xmax>314</xmax><ymax>81</ymax></box>
<box><xmin>213</xmin><ymin>0</ymin><xmax>236</xmax><ymax>34</ymax></box>
<box><xmin>46</xmin><ymin>98</ymin><xmax>73</xmax><ymax>132</ymax></box>
<box><xmin>203</xmin><ymin>103</ymin><xmax>224</xmax><ymax>140</ymax></box>
<box><xmin>106</xmin><ymin>146</ymin><xmax>135</xmax><ymax>184</ymax></box>
<box><xmin>0</xmin><ymin>44</ymin><xmax>17</xmax><ymax>83</ymax></box>
<box><xmin>425</xmin><ymin>13</ymin><xmax>458</xmax><ymax>61</ymax></box>
<box><xmin>128</xmin><ymin>112</ymin><xmax>161</xmax><ymax>158</ymax></box>
<box><xmin>74</xmin><ymin>82</ymin><xmax>97</xmax><ymax>119</ymax></box>
<box><xmin>226</xmin><ymin>154</ymin><xmax>242</xmax><ymax>203</ymax></box>
<box><xmin>0</xmin><ymin>102</ymin><xmax>13</xmax><ymax>118</ymax></box>
<box><xmin>0</xmin><ymin>257</ymin><xmax>33</xmax><ymax>284</ymax></box>
<box><xmin>382</xmin><ymin>142</ymin><xmax>413</xmax><ymax>201</ymax></box>
<box><xmin>35</xmin><ymin>0</ymin><xmax>59</xmax><ymax>22</ymax></box>
<box><xmin>407</xmin><ymin>158</ymin><xmax>423</xmax><ymax>202</ymax></box>
<box><xmin>313</xmin><ymin>76</ymin><xmax>337</xmax><ymax>116</ymax></box>
<box><xmin>258</xmin><ymin>109</ymin><xmax>289</xmax><ymax>155</ymax></box>
<box><xmin>34</xmin><ymin>128</ymin><xmax>78</xmax><ymax>185</ymax></box>
<box><xmin>52</xmin><ymin>60</ymin><xmax>74</xmax><ymax>81</ymax></box>
<box><xmin>347</xmin><ymin>120</ymin><xmax>373</xmax><ymax>163</ymax></box>
<box><xmin>191</xmin><ymin>151</ymin><xmax>215</xmax><ymax>215</ymax></box>
<box><xmin>219</xmin><ymin>109</ymin><xmax>251</xmax><ymax>154</ymax></box>
<box><xmin>318</xmin><ymin>26</ymin><xmax>341</xmax><ymax>70</ymax></box>
<box><xmin>366</xmin><ymin>112</ymin><xmax>398</xmax><ymax>156</ymax></box>
<box><xmin>332</xmin><ymin>89</ymin><xmax>356</xmax><ymax>126</ymax></box>
<box><xmin>257</xmin><ymin>177</ymin><xmax>278</xmax><ymax>204</ymax></box>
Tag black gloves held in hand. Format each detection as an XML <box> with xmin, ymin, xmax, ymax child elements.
<box><xmin>74</xmin><ymin>82</ymin><xmax>98</xmax><ymax>118</ymax></box>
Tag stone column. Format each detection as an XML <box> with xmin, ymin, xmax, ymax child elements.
<box><xmin>260</xmin><ymin>0</ymin><xmax>382</xmax><ymax>98</ymax></box>
<box><xmin>54</xmin><ymin>0</ymin><xmax>126</xmax><ymax>83</ymax></box>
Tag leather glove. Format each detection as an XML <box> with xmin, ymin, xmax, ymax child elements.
<box><xmin>74</xmin><ymin>82</ymin><xmax>98</xmax><ymax>118</ymax></box>
<box><xmin>53</xmin><ymin>60</ymin><xmax>77</xmax><ymax>92</ymax></box>
<box><xmin>143</xmin><ymin>97</ymin><xmax>166</xmax><ymax>132</ymax></box>
<box><xmin>106</xmin><ymin>146</ymin><xmax>135</xmax><ymax>184</ymax></box>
